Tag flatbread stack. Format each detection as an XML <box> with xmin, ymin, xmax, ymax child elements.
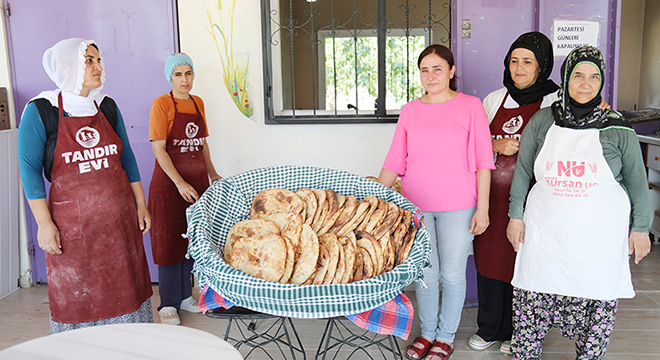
<box><xmin>224</xmin><ymin>188</ymin><xmax>417</xmax><ymax>285</ymax></box>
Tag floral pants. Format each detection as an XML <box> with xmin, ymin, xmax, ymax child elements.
<box><xmin>511</xmin><ymin>288</ymin><xmax>618</xmax><ymax>360</ymax></box>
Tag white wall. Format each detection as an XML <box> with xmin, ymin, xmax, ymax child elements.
<box><xmin>0</xmin><ymin>5</ymin><xmax>29</xmax><ymax>287</ymax></box>
<box><xmin>617</xmin><ymin>0</ymin><xmax>645</xmax><ymax>110</ymax></box>
<box><xmin>639</xmin><ymin>0</ymin><xmax>660</xmax><ymax>109</ymax></box>
<box><xmin>177</xmin><ymin>0</ymin><xmax>396</xmax><ymax>179</ymax></box>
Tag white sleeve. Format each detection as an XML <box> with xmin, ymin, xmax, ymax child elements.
<box><xmin>482</xmin><ymin>88</ymin><xmax>507</xmax><ymax>124</ymax></box>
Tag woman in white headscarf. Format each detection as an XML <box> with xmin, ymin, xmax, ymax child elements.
<box><xmin>18</xmin><ymin>38</ymin><xmax>153</xmax><ymax>333</ymax></box>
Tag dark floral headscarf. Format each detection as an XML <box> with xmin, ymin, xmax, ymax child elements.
<box><xmin>503</xmin><ymin>32</ymin><xmax>559</xmax><ymax>106</ymax></box>
<box><xmin>552</xmin><ymin>46</ymin><xmax>630</xmax><ymax>129</ymax></box>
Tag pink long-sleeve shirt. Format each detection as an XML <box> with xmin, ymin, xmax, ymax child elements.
<box><xmin>383</xmin><ymin>93</ymin><xmax>495</xmax><ymax>212</ymax></box>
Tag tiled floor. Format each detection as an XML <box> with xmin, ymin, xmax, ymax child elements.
<box><xmin>2</xmin><ymin>244</ymin><xmax>660</xmax><ymax>359</ymax></box>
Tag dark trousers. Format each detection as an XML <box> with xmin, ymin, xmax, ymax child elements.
<box><xmin>475</xmin><ymin>272</ymin><xmax>513</xmax><ymax>341</ymax></box>
<box><xmin>157</xmin><ymin>258</ymin><xmax>194</xmax><ymax>311</ymax></box>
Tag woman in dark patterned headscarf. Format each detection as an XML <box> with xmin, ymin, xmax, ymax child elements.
<box><xmin>506</xmin><ymin>45</ymin><xmax>650</xmax><ymax>359</ymax></box>
<box><xmin>471</xmin><ymin>31</ymin><xmax>559</xmax><ymax>355</ymax></box>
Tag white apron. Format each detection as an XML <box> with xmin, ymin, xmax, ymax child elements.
<box><xmin>511</xmin><ymin>124</ymin><xmax>634</xmax><ymax>300</ymax></box>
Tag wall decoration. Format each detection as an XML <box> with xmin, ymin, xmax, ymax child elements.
<box><xmin>205</xmin><ymin>0</ymin><xmax>253</xmax><ymax>118</ymax></box>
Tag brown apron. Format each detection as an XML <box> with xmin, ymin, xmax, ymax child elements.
<box><xmin>47</xmin><ymin>93</ymin><xmax>152</xmax><ymax>323</ymax></box>
<box><xmin>149</xmin><ymin>92</ymin><xmax>209</xmax><ymax>265</ymax></box>
<box><xmin>473</xmin><ymin>93</ymin><xmax>541</xmax><ymax>283</ymax></box>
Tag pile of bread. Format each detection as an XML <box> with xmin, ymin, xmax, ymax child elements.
<box><xmin>224</xmin><ymin>188</ymin><xmax>417</xmax><ymax>285</ymax></box>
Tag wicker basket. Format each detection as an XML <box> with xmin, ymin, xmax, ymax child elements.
<box><xmin>186</xmin><ymin>165</ymin><xmax>430</xmax><ymax>318</ymax></box>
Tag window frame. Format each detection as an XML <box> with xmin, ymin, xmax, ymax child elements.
<box><xmin>261</xmin><ymin>0</ymin><xmax>446</xmax><ymax>125</ymax></box>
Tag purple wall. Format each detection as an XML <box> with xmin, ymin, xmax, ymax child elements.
<box><xmin>453</xmin><ymin>0</ymin><xmax>620</xmax><ymax>106</ymax></box>
<box><xmin>452</xmin><ymin>0</ymin><xmax>538</xmax><ymax>99</ymax></box>
<box><xmin>539</xmin><ymin>0</ymin><xmax>620</xmax><ymax>107</ymax></box>
<box><xmin>6</xmin><ymin>0</ymin><xmax>179</xmax><ymax>282</ymax></box>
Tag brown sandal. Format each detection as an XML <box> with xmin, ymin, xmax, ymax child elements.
<box><xmin>405</xmin><ymin>337</ymin><xmax>433</xmax><ymax>359</ymax></box>
<box><xmin>426</xmin><ymin>340</ymin><xmax>454</xmax><ymax>360</ymax></box>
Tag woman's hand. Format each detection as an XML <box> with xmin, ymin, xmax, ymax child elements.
<box><xmin>37</xmin><ymin>220</ymin><xmax>62</xmax><ymax>255</ymax></box>
<box><xmin>27</xmin><ymin>199</ymin><xmax>62</xmax><ymax>254</ymax></box>
<box><xmin>629</xmin><ymin>232</ymin><xmax>651</xmax><ymax>264</ymax></box>
<box><xmin>176</xmin><ymin>181</ymin><xmax>200</xmax><ymax>203</ymax></box>
<box><xmin>209</xmin><ymin>172</ymin><xmax>222</xmax><ymax>182</ymax></box>
<box><xmin>136</xmin><ymin>204</ymin><xmax>151</xmax><ymax>234</ymax></box>
<box><xmin>377</xmin><ymin>168</ymin><xmax>398</xmax><ymax>188</ymax></box>
<box><xmin>507</xmin><ymin>218</ymin><xmax>525</xmax><ymax>252</ymax></box>
<box><xmin>493</xmin><ymin>138</ymin><xmax>520</xmax><ymax>156</ymax></box>
<box><xmin>129</xmin><ymin>182</ymin><xmax>150</xmax><ymax>234</ymax></box>
<box><xmin>469</xmin><ymin>208</ymin><xmax>489</xmax><ymax>235</ymax></box>
<box><xmin>598</xmin><ymin>99</ymin><xmax>611</xmax><ymax>110</ymax></box>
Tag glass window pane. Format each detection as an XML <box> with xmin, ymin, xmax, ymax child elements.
<box><xmin>385</xmin><ymin>34</ymin><xmax>427</xmax><ymax>111</ymax></box>
<box><xmin>267</xmin><ymin>0</ymin><xmax>450</xmax><ymax>120</ymax></box>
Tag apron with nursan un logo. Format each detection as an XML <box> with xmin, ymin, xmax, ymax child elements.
<box><xmin>47</xmin><ymin>93</ymin><xmax>152</xmax><ymax>323</ymax></box>
<box><xmin>511</xmin><ymin>124</ymin><xmax>634</xmax><ymax>300</ymax></box>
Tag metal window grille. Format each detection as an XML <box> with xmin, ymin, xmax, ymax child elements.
<box><xmin>261</xmin><ymin>0</ymin><xmax>451</xmax><ymax>124</ymax></box>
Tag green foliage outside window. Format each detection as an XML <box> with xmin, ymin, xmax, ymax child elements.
<box><xmin>324</xmin><ymin>34</ymin><xmax>426</xmax><ymax>111</ymax></box>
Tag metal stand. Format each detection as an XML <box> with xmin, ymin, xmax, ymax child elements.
<box><xmin>206</xmin><ymin>307</ymin><xmax>306</xmax><ymax>359</ymax></box>
<box><xmin>315</xmin><ymin>317</ymin><xmax>402</xmax><ymax>360</ymax></box>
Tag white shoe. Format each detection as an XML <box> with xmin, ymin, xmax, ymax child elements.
<box><xmin>468</xmin><ymin>334</ymin><xmax>496</xmax><ymax>351</ymax></box>
<box><xmin>499</xmin><ymin>340</ymin><xmax>512</xmax><ymax>355</ymax></box>
<box><xmin>159</xmin><ymin>306</ymin><xmax>180</xmax><ymax>325</ymax></box>
<box><xmin>180</xmin><ymin>296</ymin><xmax>201</xmax><ymax>313</ymax></box>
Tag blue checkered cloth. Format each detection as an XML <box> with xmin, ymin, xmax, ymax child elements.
<box><xmin>186</xmin><ymin>165</ymin><xmax>430</xmax><ymax>320</ymax></box>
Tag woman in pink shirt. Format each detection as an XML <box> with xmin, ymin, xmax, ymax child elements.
<box><xmin>379</xmin><ymin>44</ymin><xmax>495</xmax><ymax>360</ymax></box>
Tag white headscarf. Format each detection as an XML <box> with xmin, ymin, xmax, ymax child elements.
<box><xmin>30</xmin><ymin>38</ymin><xmax>107</xmax><ymax>116</ymax></box>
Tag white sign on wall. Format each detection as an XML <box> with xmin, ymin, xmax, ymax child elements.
<box><xmin>553</xmin><ymin>19</ymin><xmax>600</xmax><ymax>56</ymax></box>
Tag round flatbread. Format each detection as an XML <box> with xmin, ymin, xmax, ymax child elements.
<box><xmin>356</xmin><ymin>230</ymin><xmax>383</xmax><ymax>275</ymax></box>
<box><xmin>311</xmin><ymin>189</ymin><xmax>328</xmax><ymax>232</ymax></box>
<box><xmin>392</xmin><ymin>209</ymin><xmax>413</xmax><ymax>251</ymax></box>
<box><xmin>355</xmin><ymin>196</ymin><xmax>379</xmax><ymax>231</ymax></box>
<box><xmin>358</xmin><ymin>247</ymin><xmax>374</xmax><ymax>280</ymax></box>
<box><xmin>336</xmin><ymin>200</ymin><xmax>370</xmax><ymax>236</ymax></box>
<box><xmin>227</xmin><ymin>234</ymin><xmax>287</xmax><ymax>282</ymax></box>
<box><xmin>318</xmin><ymin>191</ymin><xmax>343</xmax><ymax>235</ymax></box>
<box><xmin>363</xmin><ymin>198</ymin><xmax>388</xmax><ymax>233</ymax></box>
<box><xmin>329</xmin><ymin>195</ymin><xmax>358</xmax><ymax>234</ymax></box>
<box><xmin>260</xmin><ymin>212</ymin><xmax>303</xmax><ymax>249</ymax></box>
<box><xmin>372</xmin><ymin>202</ymin><xmax>400</xmax><ymax>239</ymax></box>
<box><xmin>379</xmin><ymin>232</ymin><xmax>395</xmax><ymax>273</ymax></box>
<box><xmin>290</xmin><ymin>224</ymin><xmax>319</xmax><ymax>284</ymax></box>
<box><xmin>352</xmin><ymin>250</ymin><xmax>364</xmax><ymax>282</ymax></box>
<box><xmin>295</xmin><ymin>188</ymin><xmax>317</xmax><ymax>225</ymax></box>
<box><xmin>278</xmin><ymin>236</ymin><xmax>295</xmax><ymax>283</ymax></box>
<box><xmin>318</xmin><ymin>233</ymin><xmax>340</xmax><ymax>285</ymax></box>
<box><xmin>250</xmin><ymin>188</ymin><xmax>304</xmax><ymax>219</ymax></box>
<box><xmin>301</xmin><ymin>270</ymin><xmax>316</xmax><ymax>285</ymax></box>
<box><xmin>396</xmin><ymin>226</ymin><xmax>417</xmax><ymax>266</ymax></box>
<box><xmin>338</xmin><ymin>236</ymin><xmax>356</xmax><ymax>284</ymax></box>
<box><xmin>224</xmin><ymin>219</ymin><xmax>280</xmax><ymax>262</ymax></box>
<box><xmin>332</xmin><ymin>239</ymin><xmax>346</xmax><ymax>284</ymax></box>
<box><xmin>313</xmin><ymin>244</ymin><xmax>331</xmax><ymax>285</ymax></box>
<box><xmin>392</xmin><ymin>179</ymin><xmax>402</xmax><ymax>194</ymax></box>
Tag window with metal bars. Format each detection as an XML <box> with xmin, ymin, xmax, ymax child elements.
<box><xmin>261</xmin><ymin>0</ymin><xmax>451</xmax><ymax>124</ymax></box>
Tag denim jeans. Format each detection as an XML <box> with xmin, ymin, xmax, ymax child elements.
<box><xmin>416</xmin><ymin>207</ymin><xmax>475</xmax><ymax>343</ymax></box>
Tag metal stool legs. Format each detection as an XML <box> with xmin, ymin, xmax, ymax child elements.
<box><xmin>315</xmin><ymin>317</ymin><xmax>402</xmax><ymax>360</ymax></box>
<box><xmin>206</xmin><ymin>309</ymin><xmax>306</xmax><ymax>359</ymax></box>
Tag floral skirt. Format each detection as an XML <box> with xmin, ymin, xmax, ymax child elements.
<box><xmin>511</xmin><ymin>287</ymin><xmax>617</xmax><ymax>360</ymax></box>
<box><xmin>50</xmin><ymin>298</ymin><xmax>153</xmax><ymax>334</ymax></box>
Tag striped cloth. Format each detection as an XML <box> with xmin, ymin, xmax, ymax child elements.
<box><xmin>199</xmin><ymin>285</ymin><xmax>414</xmax><ymax>339</ymax></box>
<box><xmin>186</xmin><ymin>165</ymin><xmax>430</xmax><ymax>320</ymax></box>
